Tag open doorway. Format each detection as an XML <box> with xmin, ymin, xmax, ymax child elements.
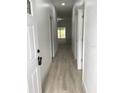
<box><xmin>57</xmin><ymin>27</ymin><xmax>66</xmax><ymax>44</ymax></box>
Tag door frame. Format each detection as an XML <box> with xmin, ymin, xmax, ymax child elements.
<box><xmin>82</xmin><ymin>3</ymin><xmax>86</xmax><ymax>82</ymax></box>
<box><xmin>77</xmin><ymin>9</ymin><xmax>83</xmax><ymax>70</ymax></box>
<box><xmin>49</xmin><ymin>16</ymin><xmax>54</xmax><ymax>58</ymax></box>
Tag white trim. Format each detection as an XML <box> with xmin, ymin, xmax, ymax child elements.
<box><xmin>82</xmin><ymin>2</ymin><xmax>86</xmax><ymax>82</ymax></box>
<box><xmin>83</xmin><ymin>81</ymin><xmax>88</xmax><ymax>93</ymax></box>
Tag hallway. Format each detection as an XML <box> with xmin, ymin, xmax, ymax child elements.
<box><xmin>43</xmin><ymin>44</ymin><xmax>83</xmax><ymax>93</ymax></box>
<box><xmin>27</xmin><ymin>0</ymin><xmax>97</xmax><ymax>93</ymax></box>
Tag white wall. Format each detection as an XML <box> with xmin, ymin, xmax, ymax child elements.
<box><xmin>50</xmin><ymin>5</ymin><xmax>58</xmax><ymax>57</ymax></box>
<box><xmin>72</xmin><ymin>0</ymin><xmax>97</xmax><ymax>93</ymax></box>
<box><xmin>83</xmin><ymin>0</ymin><xmax>97</xmax><ymax>93</ymax></box>
<box><xmin>35</xmin><ymin>1</ymin><xmax>57</xmax><ymax>83</ymax></box>
<box><xmin>72</xmin><ymin>7</ymin><xmax>78</xmax><ymax>60</ymax></box>
<box><xmin>72</xmin><ymin>2</ymin><xmax>83</xmax><ymax>70</ymax></box>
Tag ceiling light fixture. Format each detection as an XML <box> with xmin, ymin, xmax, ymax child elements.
<box><xmin>61</xmin><ymin>2</ymin><xmax>65</xmax><ymax>6</ymax></box>
<box><xmin>57</xmin><ymin>18</ymin><xmax>64</xmax><ymax>22</ymax></box>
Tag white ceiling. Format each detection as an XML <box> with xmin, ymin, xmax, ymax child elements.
<box><xmin>51</xmin><ymin>0</ymin><xmax>81</xmax><ymax>12</ymax></box>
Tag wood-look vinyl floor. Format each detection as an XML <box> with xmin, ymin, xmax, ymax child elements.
<box><xmin>43</xmin><ymin>45</ymin><xmax>84</xmax><ymax>93</ymax></box>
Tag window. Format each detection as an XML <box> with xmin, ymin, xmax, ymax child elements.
<box><xmin>57</xmin><ymin>27</ymin><xmax>66</xmax><ymax>39</ymax></box>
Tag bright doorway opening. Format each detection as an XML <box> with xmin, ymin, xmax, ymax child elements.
<box><xmin>57</xmin><ymin>27</ymin><xmax>66</xmax><ymax>39</ymax></box>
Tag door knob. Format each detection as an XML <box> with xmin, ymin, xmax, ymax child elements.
<box><xmin>37</xmin><ymin>49</ymin><xmax>40</xmax><ymax>53</ymax></box>
<box><xmin>38</xmin><ymin>56</ymin><xmax>42</xmax><ymax>66</ymax></box>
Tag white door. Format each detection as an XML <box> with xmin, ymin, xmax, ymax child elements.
<box><xmin>27</xmin><ymin>0</ymin><xmax>42</xmax><ymax>93</ymax></box>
